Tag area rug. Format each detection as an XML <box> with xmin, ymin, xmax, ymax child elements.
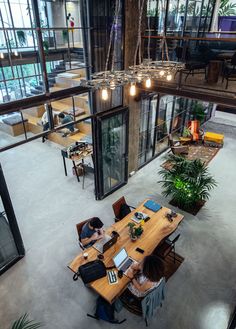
<box><xmin>161</xmin><ymin>144</ymin><xmax>220</xmax><ymax>170</ymax></box>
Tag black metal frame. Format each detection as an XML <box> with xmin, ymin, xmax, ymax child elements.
<box><xmin>0</xmin><ymin>163</ymin><xmax>25</xmax><ymax>275</ymax></box>
<box><xmin>94</xmin><ymin>106</ymin><xmax>129</xmax><ymax>200</ymax></box>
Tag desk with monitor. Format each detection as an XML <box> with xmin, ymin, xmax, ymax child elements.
<box><xmin>68</xmin><ymin>199</ymin><xmax>184</xmax><ymax>304</ymax></box>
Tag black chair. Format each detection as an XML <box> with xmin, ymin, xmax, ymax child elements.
<box><xmin>175</xmin><ymin>45</ymin><xmax>210</xmax><ymax>82</ymax></box>
<box><xmin>153</xmin><ymin>234</ymin><xmax>180</xmax><ymax>263</ymax></box>
<box><xmin>112</xmin><ymin>196</ymin><xmax>135</xmax><ymax>222</ymax></box>
<box><xmin>222</xmin><ymin>52</ymin><xmax>236</xmax><ymax>89</ymax></box>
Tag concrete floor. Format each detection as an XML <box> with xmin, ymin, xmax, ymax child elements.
<box><xmin>0</xmin><ymin>115</ymin><xmax>236</xmax><ymax>329</ymax></box>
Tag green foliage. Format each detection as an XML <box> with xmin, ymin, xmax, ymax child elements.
<box><xmin>158</xmin><ymin>155</ymin><xmax>217</xmax><ymax>210</ymax></box>
<box><xmin>127</xmin><ymin>222</ymin><xmax>143</xmax><ymax>238</ymax></box>
<box><xmin>16</xmin><ymin>31</ymin><xmax>26</xmax><ymax>46</ymax></box>
<box><xmin>219</xmin><ymin>0</ymin><xmax>236</xmax><ymax>15</ymax></box>
<box><xmin>182</xmin><ymin>126</ymin><xmax>191</xmax><ymax>138</ymax></box>
<box><xmin>11</xmin><ymin>314</ymin><xmax>42</xmax><ymax>329</ymax></box>
<box><xmin>62</xmin><ymin>29</ymin><xmax>69</xmax><ymax>43</ymax></box>
<box><xmin>190</xmin><ymin>102</ymin><xmax>205</xmax><ymax>123</ymax></box>
<box><xmin>43</xmin><ymin>41</ymin><xmax>49</xmax><ymax>55</ymax></box>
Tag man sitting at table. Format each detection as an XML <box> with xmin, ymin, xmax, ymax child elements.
<box><xmin>80</xmin><ymin>217</ymin><xmax>104</xmax><ymax>248</ymax></box>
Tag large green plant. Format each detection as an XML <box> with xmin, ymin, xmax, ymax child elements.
<box><xmin>190</xmin><ymin>102</ymin><xmax>205</xmax><ymax>123</ymax></box>
<box><xmin>11</xmin><ymin>314</ymin><xmax>42</xmax><ymax>329</ymax></box>
<box><xmin>219</xmin><ymin>0</ymin><xmax>236</xmax><ymax>15</ymax></box>
<box><xmin>158</xmin><ymin>155</ymin><xmax>217</xmax><ymax>210</ymax></box>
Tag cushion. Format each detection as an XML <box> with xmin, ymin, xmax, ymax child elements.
<box><xmin>2</xmin><ymin>114</ymin><xmax>28</xmax><ymax>126</ymax></box>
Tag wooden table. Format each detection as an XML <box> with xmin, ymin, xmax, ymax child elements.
<box><xmin>68</xmin><ymin>199</ymin><xmax>184</xmax><ymax>303</ymax></box>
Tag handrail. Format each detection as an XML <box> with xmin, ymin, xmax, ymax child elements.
<box><xmin>142</xmin><ymin>35</ymin><xmax>236</xmax><ymax>42</ymax></box>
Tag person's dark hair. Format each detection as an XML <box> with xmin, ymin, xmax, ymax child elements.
<box><xmin>89</xmin><ymin>217</ymin><xmax>103</xmax><ymax>229</ymax></box>
<box><xmin>142</xmin><ymin>255</ymin><xmax>164</xmax><ymax>282</ymax></box>
<box><xmin>58</xmin><ymin>112</ymin><xmax>65</xmax><ymax>119</ymax></box>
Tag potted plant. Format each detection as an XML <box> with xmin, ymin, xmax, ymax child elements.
<box><xmin>158</xmin><ymin>155</ymin><xmax>217</xmax><ymax>215</ymax></box>
<box><xmin>11</xmin><ymin>313</ymin><xmax>42</xmax><ymax>329</ymax></box>
<box><xmin>127</xmin><ymin>222</ymin><xmax>143</xmax><ymax>241</ymax></box>
<box><xmin>16</xmin><ymin>30</ymin><xmax>26</xmax><ymax>46</ymax></box>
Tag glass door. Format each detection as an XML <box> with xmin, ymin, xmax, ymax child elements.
<box><xmin>95</xmin><ymin>107</ymin><xmax>129</xmax><ymax>199</ymax></box>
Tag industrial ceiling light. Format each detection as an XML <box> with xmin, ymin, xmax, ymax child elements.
<box><xmin>81</xmin><ymin>0</ymin><xmax>185</xmax><ymax>99</ymax></box>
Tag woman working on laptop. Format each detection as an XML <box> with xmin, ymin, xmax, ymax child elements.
<box><xmin>126</xmin><ymin>255</ymin><xmax>164</xmax><ymax>298</ymax></box>
<box><xmin>80</xmin><ymin>217</ymin><xmax>104</xmax><ymax>248</ymax></box>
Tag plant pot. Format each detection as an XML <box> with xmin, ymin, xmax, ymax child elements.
<box><xmin>169</xmin><ymin>199</ymin><xmax>206</xmax><ymax>216</ymax></box>
<box><xmin>130</xmin><ymin>235</ymin><xmax>137</xmax><ymax>242</ymax></box>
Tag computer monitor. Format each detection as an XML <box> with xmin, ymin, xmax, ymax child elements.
<box><xmin>113</xmin><ymin>248</ymin><xmax>128</xmax><ymax>268</ymax></box>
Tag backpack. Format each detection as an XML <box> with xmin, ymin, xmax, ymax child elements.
<box><xmin>87</xmin><ymin>296</ymin><xmax>126</xmax><ymax>324</ymax></box>
<box><xmin>119</xmin><ymin>203</ymin><xmax>131</xmax><ymax>220</ymax></box>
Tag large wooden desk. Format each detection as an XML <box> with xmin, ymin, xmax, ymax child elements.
<box><xmin>68</xmin><ymin>199</ymin><xmax>184</xmax><ymax>303</ymax></box>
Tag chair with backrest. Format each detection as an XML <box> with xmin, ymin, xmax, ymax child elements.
<box><xmin>168</xmin><ymin>135</ymin><xmax>189</xmax><ymax>155</ymax></box>
<box><xmin>76</xmin><ymin>218</ymin><xmax>90</xmax><ymax>250</ymax></box>
<box><xmin>112</xmin><ymin>196</ymin><xmax>135</xmax><ymax>222</ymax></box>
<box><xmin>222</xmin><ymin>51</ymin><xmax>236</xmax><ymax>89</ymax></box>
<box><xmin>120</xmin><ymin>277</ymin><xmax>166</xmax><ymax>326</ymax></box>
<box><xmin>153</xmin><ymin>234</ymin><xmax>180</xmax><ymax>263</ymax></box>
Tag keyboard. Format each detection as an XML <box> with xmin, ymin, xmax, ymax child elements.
<box><xmin>107</xmin><ymin>270</ymin><xmax>118</xmax><ymax>284</ymax></box>
<box><xmin>120</xmin><ymin>258</ymin><xmax>133</xmax><ymax>273</ymax></box>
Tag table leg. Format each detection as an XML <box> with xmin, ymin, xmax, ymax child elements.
<box><xmin>62</xmin><ymin>156</ymin><xmax>67</xmax><ymax>176</ymax></box>
<box><xmin>72</xmin><ymin>161</ymin><xmax>80</xmax><ymax>182</ymax></box>
<box><xmin>82</xmin><ymin>159</ymin><xmax>85</xmax><ymax>189</ymax></box>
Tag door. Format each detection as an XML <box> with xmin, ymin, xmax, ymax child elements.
<box><xmin>94</xmin><ymin>107</ymin><xmax>129</xmax><ymax>199</ymax></box>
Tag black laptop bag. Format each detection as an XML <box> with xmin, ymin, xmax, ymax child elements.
<box><xmin>78</xmin><ymin>260</ymin><xmax>107</xmax><ymax>284</ymax></box>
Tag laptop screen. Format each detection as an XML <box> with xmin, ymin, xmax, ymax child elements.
<box><xmin>113</xmin><ymin>248</ymin><xmax>128</xmax><ymax>268</ymax></box>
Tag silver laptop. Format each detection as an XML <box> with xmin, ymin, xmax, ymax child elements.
<box><xmin>113</xmin><ymin>248</ymin><xmax>134</xmax><ymax>274</ymax></box>
<box><xmin>93</xmin><ymin>234</ymin><xmax>112</xmax><ymax>253</ymax></box>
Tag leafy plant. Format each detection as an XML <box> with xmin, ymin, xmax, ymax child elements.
<box><xmin>16</xmin><ymin>31</ymin><xmax>26</xmax><ymax>46</ymax></box>
<box><xmin>11</xmin><ymin>313</ymin><xmax>42</xmax><ymax>329</ymax></box>
<box><xmin>62</xmin><ymin>29</ymin><xmax>69</xmax><ymax>43</ymax></box>
<box><xmin>43</xmin><ymin>40</ymin><xmax>49</xmax><ymax>55</ymax></box>
<box><xmin>182</xmin><ymin>126</ymin><xmax>191</xmax><ymax>138</ymax></box>
<box><xmin>158</xmin><ymin>155</ymin><xmax>217</xmax><ymax>210</ymax></box>
<box><xmin>127</xmin><ymin>222</ymin><xmax>143</xmax><ymax>239</ymax></box>
<box><xmin>219</xmin><ymin>0</ymin><xmax>236</xmax><ymax>16</ymax></box>
<box><xmin>190</xmin><ymin>102</ymin><xmax>205</xmax><ymax>123</ymax></box>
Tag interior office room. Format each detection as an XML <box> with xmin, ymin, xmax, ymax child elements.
<box><xmin>0</xmin><ymin>0</ymin><xmax>236</xmax><ymax>328</ymax></box>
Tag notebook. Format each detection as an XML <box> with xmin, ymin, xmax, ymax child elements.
<box><xmin>144</xmin><ymin>200</ymin><xmax>162</xmax><ymax>212</ymax></box>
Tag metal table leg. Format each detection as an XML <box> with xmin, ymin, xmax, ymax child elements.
<box><xmin>72</xmin><ymin>160</ymin><xmax>80</xmax><ymax>182</ymax></box>
<box><xmin>62</xmin><ymin>156</ymin><xmax>67</xmax><ymax>176</ymax></box>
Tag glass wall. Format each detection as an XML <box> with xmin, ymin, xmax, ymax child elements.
<box><xmin>138</xmin><ymin>92</ymin><xmax>214</xmax><ymax>167</ymax></box>
<box><xmin>96</xmin><ymin>107</ymin><xmax>128</xmax><ymax>198</ymax></box>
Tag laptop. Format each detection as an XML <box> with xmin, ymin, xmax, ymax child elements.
<box><xmin>93</xmin><ymin>234</ymin><xmax>118</xmax><ymax>254</ymax></box>
<box><xmin>113</xmin><ymin>248</ymin><xmax>135</xmax><ymax>275</ymax></box>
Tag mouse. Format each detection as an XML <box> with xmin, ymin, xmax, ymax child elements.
<box><xmin>118</xmin><ymin>270</ymin><xmax>123</xmax><ymax>278</ymax></box>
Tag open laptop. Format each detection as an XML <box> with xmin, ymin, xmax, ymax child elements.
<box><xmin>113</xmin><ymin>248</ymin><xmax>135</xmax><ymax>275</ymax></box>
<box><xmin>93</xmin><ymin>234</ymin><xmax>118</xmax><ymax>254</ymax></box>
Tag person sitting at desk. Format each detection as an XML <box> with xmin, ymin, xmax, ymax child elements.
<box><xmin>58</xmin><ymin>112</ymin><xmax>74</xmax><ymax>136</ymax></box>
<box><xmin>126</xmin><ymin>255</ymin><xmax>164</xmax><ymax>298</ymax></box>
<box><xmin>80</xmin><ymin>217</ymin><xmax>104</xmax><ymax>248</ymax></box>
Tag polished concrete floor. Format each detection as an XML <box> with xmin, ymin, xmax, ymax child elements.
<box><xmin>0</xmin><ymin>114</ymin><xmax>236</xmax><ymax>329</ymax></box>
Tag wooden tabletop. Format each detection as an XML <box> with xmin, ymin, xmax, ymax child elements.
<box><xmin>68</xmin><ymin>199</ymin><xmax>184</xmax><ymax>303</ymax></box>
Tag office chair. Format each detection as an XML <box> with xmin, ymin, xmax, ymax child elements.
<box><xmin>153</xmin><ymin>234</ymin><xmax>180</xmax><ymax>263</ymax></box>
<box><xmin>76</xmin><ymin>218</ymin><xmax>90</xmax><ymax>250</ymax></box>
<box><xmin>112</xmin><ymin>196</ymin><xmax>135</xmax><ymax>222</ymax></box>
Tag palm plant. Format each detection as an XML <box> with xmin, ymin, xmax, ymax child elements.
<box><xmin>219</xmin><ymin>0</ymin><xmax>236</xmax><ymax>16</ymax></box>
<box><xmin>11</xmin><ymin>314</ymin><xmax>42</xmax><ymax>329</ymax></box>
<box><xmin>158</xmin><ymin>155</ymin><xmax>217</xmax><ymax>211</ymax></box>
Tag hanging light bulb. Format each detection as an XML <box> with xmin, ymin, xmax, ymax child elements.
<box><xmin>0</xmin><ymin>52</ymin><xmax>4</xmax><ymax>59</ymax></box>
<box><xmin>137</xmin><ymin>72</ymin><xmax>142</xmax><ymax>82</ymax></box>
<box><xmin>101</xmin><ymin>88</ymin><xmax>108</xmax><ymax>101</ymax></box>
<box><xmin>145</xmin><ymin>78</ymin><xmax>151</xmax><ymax>88</ymax></box>
<box><xmin>166</xmin><ymin>74</ymin><xmax>172</xmax><ymax>81</ymax></box>
<box><xmin>129</xmin><ymin>84</ymin><xmax>136</xmax><ymax>96</ymax></box>
<box><xmin>110</xmin><ymin>80</ymin><xmax>116</xmax><ymax>90</ymax></box>
<box><xmin>14</xmin><ymin>50</ymin><xmax>18</xmax><ymax>56</ymax></box>
<box><xmin>159</xmin><ymin>70</ymin><xmax>165</xmax><ymax>77</ymax></box>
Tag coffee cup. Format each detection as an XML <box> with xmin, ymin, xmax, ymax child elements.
<box><xmin>83</xmin><ymin>252</ymin><xmax>88</xmax><ymax>260</ymax></box>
